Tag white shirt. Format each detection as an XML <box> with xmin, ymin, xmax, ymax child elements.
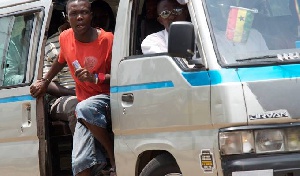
<box><xmin>141</xmin><ymin>29</ymin><xmax>197</xmax><ymax>68</ymax></box>
<box><xmin>141</xmin><ymin>29</ymin><xmax>169</xmax><ymax>54</ymax></box>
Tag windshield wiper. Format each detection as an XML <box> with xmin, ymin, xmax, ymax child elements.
<box><xmin>236</xmin><ymin>55</ymin><xmax>278</xmax><ymax>62</ymax></box>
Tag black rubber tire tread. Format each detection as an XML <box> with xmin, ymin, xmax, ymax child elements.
<box><xmin>139</xmin><ymin>153</ymin><xmax>181</xmax><ymax>176</ymax></box>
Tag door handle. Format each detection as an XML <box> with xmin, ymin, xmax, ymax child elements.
<box><xmin>21</xmin><ymin>103</ymin><xmax>31</xmax><ymax>132</ymax></box>
<box><xmin>122</xmin><ymin>93</ymin><xmax>134</xmax><ymax>103</ymax></box>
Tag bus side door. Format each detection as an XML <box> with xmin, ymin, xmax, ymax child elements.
<box><xmin>0</xmin><ymin>0</ymin><xmax>51</xmax><ymax>175</ymax></box>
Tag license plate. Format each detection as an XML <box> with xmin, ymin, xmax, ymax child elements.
<box><xmin>232</xmin><ymin>169</ymin><xmax>273</xmax><ymax>176</ymax></box>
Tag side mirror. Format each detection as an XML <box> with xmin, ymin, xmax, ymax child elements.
<box><xmin>168</xmin><ymin>21</ymin><xmax>195</xmax><ymax>59</ymax></box>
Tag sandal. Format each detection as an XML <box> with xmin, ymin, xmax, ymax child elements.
<box><xmin>100</xmin><ymin>167</ymin><xmax>116</xmax><ymax>176</ymax></box>
<box><xmin>91</xmin><ymin>163</ymin><xmax>107</xmax><ymax>176</ymax></box>
<box><xmin>109</xmin><ymin>167</ymin><xmax>117</xmax><ymax>176</ymax></box>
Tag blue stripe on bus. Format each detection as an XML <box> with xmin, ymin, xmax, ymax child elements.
<box><xmin>237</xmin><ymin>64</ymin><xmax>300</xmax><ymax>82</ymax></box>
<box><xmin>182</xmin><ymin>69</ymin><xmax>240</xmax><ymax>86</ymax></box>
<box><xmin>0</xmin><ymin>95</ymin><xmax>35</xmax><ymax>104</ymax></box>
<box><xmin>4</xmin><ymin>65</ymin><xmax>300</xmax><ymax>99</ymax></box>
<box><xmin>111</xmin><ymin>81</ymin><xmax>174</xmax><ymax>93</ymax></box>
<box><xmin>181</xmin><ymin>71</ymin><xmax>210</xmax><ymax>86</ymax></box>
<box><xmin>110</xmin><ymin>64</ymin><xmax>300</xmax><ymax>93</ymax></box>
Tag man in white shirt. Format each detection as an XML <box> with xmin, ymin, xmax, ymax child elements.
<box><xmin>141</xmin><ymin>0</ymin><xmax>188</xmax><ymax>54</ymax></box>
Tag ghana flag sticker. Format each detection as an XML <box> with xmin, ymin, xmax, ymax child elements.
<box><xmin>226</xmin><ymin>6</ymin><xmax>258</xmax><ymax>43</ymax></box>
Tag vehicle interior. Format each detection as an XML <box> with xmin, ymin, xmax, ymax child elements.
<box><xmin>129</xmin><ymin>0</ymin><xmax>200</xmax><ymax>70</ymax></box>
<box><xmin>238</xmin><ymin>0</ymin><xmax>299</xmax><ymax>50</ymax></box>
<box><xmin>131</xmin><ymin>0</ymin><xmax>165</xmax><ymax>55</ymax></box>
<box><xmin>206</xmin><ymin>0</ymin><xmax>300</xmax><ymax>65</ymax></box>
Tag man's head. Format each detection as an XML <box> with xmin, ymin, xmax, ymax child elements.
<box><xmin>157</xmin><ymin>0</ymin><xmax>188</xmax><ymax>32</ymax></box>
<box><xmin>66</xmin><ymin>0</ymin><xmax>92</xmax><ymax>36</ymax></box>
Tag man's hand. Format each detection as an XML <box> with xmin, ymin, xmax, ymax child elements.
<box><xmin>75</xmin><ymin>68</ymin><xmax>95</xmax><ymax>83</ymax></box>
<box><xmin>30</xmin><ymin>79</ymin><xmax>49</xmax><ymax>98</ymax></box>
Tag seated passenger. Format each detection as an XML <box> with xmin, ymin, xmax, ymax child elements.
<box><xmin>4</xmin><ymin>16</ymin><xmax>31</xmax><ymax>86</ymax></box>
<box><xmin>210</xmin><ymin>0</ymin><xmax>268</xmax><ymax>63</ymax></box>
<box><xmin>4</xmin><ymin>35</ymin><xmax>26</xmax><ymax>86</ymax></box>
<box><xmin>44</xmin><ymin>14</ymin><xmax>78</xmax><ymax>135</ymax></box>
<box><xmin>141</xmin><ymin>0</ymin><xmax>188</xmax><ymax>54</ymax></box>
<box><xmin>91</xmin><ymin>0</ymin><xmax>116</xmax><ymax>33</ymax></box>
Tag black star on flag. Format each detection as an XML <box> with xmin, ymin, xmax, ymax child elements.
<box><xmin>239</xmin><ymin>16</ymin><xmax>245</xmax><ymax>21</ymax></box>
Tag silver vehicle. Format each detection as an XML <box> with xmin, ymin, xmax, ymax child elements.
<box><xmin>1</xmin><ymin>0</ymin><xmax>300</xmax><ymax>175</ymax></box>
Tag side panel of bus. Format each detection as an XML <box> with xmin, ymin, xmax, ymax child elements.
<box><xmin>0</xmin><ymin>0</ymin><xmax>51</xmax><ymax>175</ymax></box>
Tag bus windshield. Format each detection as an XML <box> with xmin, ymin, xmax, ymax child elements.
<box><xmin>205</xmin><ymin>0</ymin><xmax>300</xmax><ymax>65</ymax></box>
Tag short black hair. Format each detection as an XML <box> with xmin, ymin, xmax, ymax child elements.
<box><xmin>157</xmin><ymin>0</ymin><xmax>176</xmax><ymax>6</ymax></box>
<box><xmin>66</xmin><ymin>0</ymin><xmax>91</xmax><ymax>13</ymax></box>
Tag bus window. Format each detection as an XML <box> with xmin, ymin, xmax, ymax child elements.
<box><xmin>0</xmin><ymin>16</ymin><xmax>14</xmax><ymax>86</ymax></box>
<box><xmin>3</xmin><ymin>14</ymin><xmax>34</xmax><ymax>86</ymax></box>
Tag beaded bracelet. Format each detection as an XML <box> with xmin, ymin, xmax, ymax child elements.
<box><xmin>94</xmin><ymin>74</ymin><xmax>98</xmax><ymax>84</ymax></box>
<box><xmin>41</xmin><ymin>77</ymin><xmax>51</xmax><ymax>83</ymax></box>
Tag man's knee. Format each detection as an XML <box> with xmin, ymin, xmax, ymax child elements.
<box><xmin>72</xmin><ymin>158</ymin><xmax>90</xmax><ymax>176</ymax></box>
<box><xmin>76</xmin><ymin>95</ymin><xmax>109</xmax><ymax>114</ymax></box>
<box><xmin>75</xmin><ymin>100</ymin><xmax>90</xmax><ymax>114</ymax></box>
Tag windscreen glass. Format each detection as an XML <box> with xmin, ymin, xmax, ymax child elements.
<box><xmin>205</xmin><ymin>0</ymin><xmax>300</xmax><ymax>65</ymax></box>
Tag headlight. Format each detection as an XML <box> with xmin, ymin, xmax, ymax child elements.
<box><xmin>286</xmin><ymin>128</ymin><xmax>300</xmax><ymax>151</ymax></box>
<box><xmin>219</xmin><ymin>131</ymin><xmax>254</xmax><ymax>155</ymax></box>
<box><xmin>255</xmin><ymin>129</ymin><xmax>284</xmax><ymax>153</ymax></box>
<box><xmin>219</xmin><ymin>127</ymin><xmax>300</xmax><ymax>155</ymax></box>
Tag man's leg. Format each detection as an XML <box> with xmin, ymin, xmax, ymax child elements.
<box><xmin>72</xmin><ymin>121</ymin><xmax>107</xmax><ymax>176</ymax></box>
<box><xmin>50</xmin><ymin>95</ymin><xmax>78</xmax><ymax>135</ymax></box>
<box><xmin>64</xmin><ymin>96</ymin><xmax>79</xmax><ymax>134</ymax></box>
<box><xmin>82</xmin><ymin>121</ymin><xmax>115</xmax><ymax>167</ymax></box>
<box><xmin>75</xmin><ymin>94</ymin><xmax>116</xmax><ymax>170</ymax></box>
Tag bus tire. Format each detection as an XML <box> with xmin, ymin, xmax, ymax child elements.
<box><xmin>139</xmin><ymin>153</ymin><xmax>182</xmax><ymax>176</ymax></box>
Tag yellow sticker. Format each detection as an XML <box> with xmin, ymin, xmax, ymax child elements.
<box><xmin>200</xmin><ymin>149</ymin><xmax>214</xmax><ymax>173</ymax></box>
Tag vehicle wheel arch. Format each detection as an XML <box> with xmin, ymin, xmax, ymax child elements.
<box><xmin>135</xmin><ymin>150</ymin><xmax>180</xmax><ymax>176</ymax></box>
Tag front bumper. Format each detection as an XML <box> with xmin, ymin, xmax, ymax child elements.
<box><xmin>222</xmin><ymin>153</ymin><xmax>300</xmax><ymax>176</ymax></box>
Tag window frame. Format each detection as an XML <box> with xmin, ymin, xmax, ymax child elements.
<box><xmin>129</xmin><ymin>0</ymin><xmax>144</xmax><ymax>56</ymax></box>
<box><xmin>0</xmin><ymin>7</ymin><xmax>44</xmax><ymax>89</ymax></box>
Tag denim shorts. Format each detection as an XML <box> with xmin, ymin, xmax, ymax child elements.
<box><xmin>72</xmin><ymin>94</ymin><xmax>110</xmax><ymax>175</ymax></box>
